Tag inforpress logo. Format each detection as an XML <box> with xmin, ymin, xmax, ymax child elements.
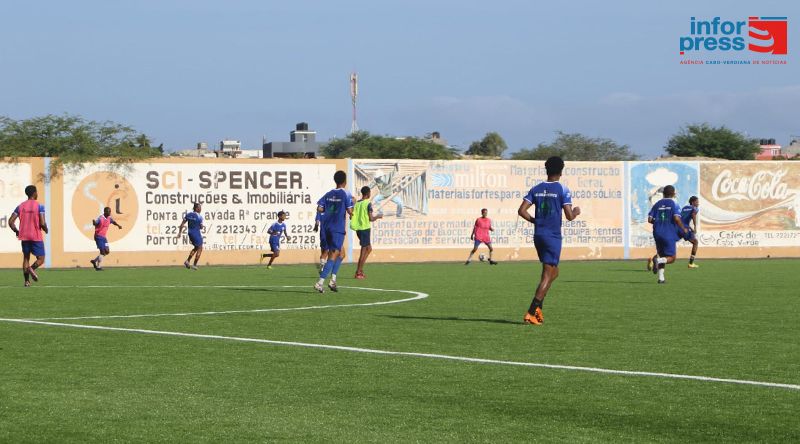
<box><xmin>749</xmin><ymin>16</ymin><xmax>788</xmax><ymax>54</ymax></box>
<box><xmin>679</xmin><ymin>16</ymin><xmax>788</xmax><ymax>55</ymax></box>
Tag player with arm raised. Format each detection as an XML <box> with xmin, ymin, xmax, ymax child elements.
<box><xmin>90</xmin><ymin>206</ymin><xmax>122</xmax><ymax>271</ymax></box>
<box><xmin>177</xmin><ymin>203</ymin><xmax>204</xmax><ymax>270</ymax></box>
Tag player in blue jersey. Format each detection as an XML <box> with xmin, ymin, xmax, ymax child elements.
<box><xmin>177</xmin><ymin>203</ymin><xmax>204</xmax><ymax>270</ymax></box>
<box><xmin>517</xmin><ymin>156</ymin><xmax>581</xmax><ymax>326</ymax></box>
<box><xmin>680</xmin><ymin>196</ymin><xmax>700</xmax><ymax>268</ymax></box>
<box><xmin>647</xmin><ymin>186</ymin><xmax>688</xmax><ymax>284</ymax></box>
<box><xmin>314</xmin><ymin>170</ymin><xmax>354</xmax><ymax>293</ymax></box>
<box><xmin>261</xmin><ymin>211</ymin><xmax>290</xmax><ymax>269</ymax></box>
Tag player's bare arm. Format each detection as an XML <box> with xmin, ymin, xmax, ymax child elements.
<box><xmin>176</xmin><ymin>220</ymin><xmax>187</xmax><ymax>239</ymax></box>
<box><xmin>674</xmin><ymin>215</ymin><xmax>688</xmax><ymax>233</ymax></box>
<box><xmin>40</xmin><ymin>212</ymin><xmax>48</xmax><ymax>234</ymax></box>
<box><xmin>8</xmin><ymin>213</ymin><xmax>19</xmax><ymax>236</ymax></box>
<box><xmin>563</xmin><ymin>204</ymin><xmax>581</xmax><ymax>221</ymax></box>
<box><xmin>517</xmin><ymin>200</ymin><xmax>535</xmax><ymax>223</ymax></box>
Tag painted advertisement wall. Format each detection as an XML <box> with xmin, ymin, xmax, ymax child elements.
<box><xmin>1</xmin><ymin>158</ymin><xmax>798</xmax><ymax>268</ymax></box>
<box><xmin>351</xmin><ymin>160</ymin><xmax>624</xmax><ymax>260</ymax></box>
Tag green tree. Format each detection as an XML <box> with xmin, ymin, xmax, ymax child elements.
<box><xmin>465</xmin><ymin>132</ymin><xmax>507</xmax><ymax>157</ymax></box>
<box><xmin>664</xmin><ymin>123</ymin><xmax>760</xmax><ymax>160</ymax></box>
<box><xmin>0</xmin><ymin>114</ymin><xmax>162</xmax><ymax>177</ymax></box>
<box><xmin>512</xmin><ymin>131</ymin><xmax>639</xmax><ymax>161</ymax></box>
<box><xmin>321</xmin><ymin>131</ymin><xmax>458</xmax><ymax>159</ymax></box>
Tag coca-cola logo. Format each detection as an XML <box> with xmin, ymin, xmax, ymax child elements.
<box><xmin>711</xmin><ymin>169</ymin><xmax>789</xmax><ymax>201</ymax></box>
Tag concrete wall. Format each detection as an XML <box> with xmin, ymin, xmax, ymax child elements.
<box><xmin>2</xmin><ymin>158</ymin><xmax>799</xmax><ymax>269</ymax></box>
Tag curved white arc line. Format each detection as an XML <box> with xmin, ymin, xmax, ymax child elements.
<box><xmin>21</xmin><ymin>286</ymin><xmax>428</xmax><ymax>321</ymax></box>
<box><xmin>0</xmin><ymin>317</ymin><xmax>797</xmax><ymax>392</ymax></box>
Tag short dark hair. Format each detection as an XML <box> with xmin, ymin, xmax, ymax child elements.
<box><xmin>663</xmin><ymin>185</ymin><xmax>676</xmax><ymax>197</ymax></box>
<box><xmin>481</xmin><ymin>208</ymin><xmax>487</xmax><ymax>213</ymax></box>
<box><xmin>360</xmin><ymin>186</ymin><xmax>370</xmax><ymax>196</ymax></box>
<box><xmin>334</xmin><ymin>170</ymin><xmax>347</xmax><ymax>186</ymax></box>
<box><xmin>104</xmin><ymin>207</ymin><xmax>111</xmax><ymax>212</ymax></box>
<box><xmin>689</xmin><ymin>196</ymin><xmax>699</xmax><ymax>204</ymax></box>
<box><xmin>277</xmin><ymin>211</ymin><xmax>285</xmax><ymax>217</ymax></box>
<box><xmin>24</xmin><ymin>185</ymin><xmax>37</xmax><ymax>197</ymax></box>
<box><xmin>193</xmin><ymin>202</ymin><xmax>201</xmax><ymax>211</ymax></box>
<box><xmin>545</xmin><ymin>156</ymin><xmax>565</xmax><ymax>176</ymax></box>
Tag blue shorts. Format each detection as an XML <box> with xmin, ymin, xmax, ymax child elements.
<box><xmin>473</xmin><ymin>239</ymin><xmax>490</xmax><ymax>249</ymax></box>
<box><xmin>21</xmin><ymin>241</ymin><xmax>45</xmax><ymax>257</ymax></box>
<box><xmin>323</xmin><ymin>228</ymin><xmax>345</xmax><ymax>252</ymax></box>
<box><xmin>534</xmin><ymin>234</ymin><xmax>561</xmax><ymax>266</ymax></box>
<box><xmin>188</xmin><ymin>231</ymin><xmax>203</xmax><ymax>248</ymax></box>
<box><xmin>269</xmin><ymin>237</ymin><xmax>281</xmax><ymax>252</ymax></box>
<box><xmin>654</xmin><ymin>234</ymin><xmax>677</xmax><ymax>257</ymax></box>
<box><xmin>95</xmin><ymin>235</ymin><xmax>109</xmax><ymax>251</ymax></box>
<box><xmin>357</xmin><ymin>229</ymin><xmax>371</xmax><ymax>247</ymax></box>
<box><xmin>680</xmin><ymin>229</ymin><xmax>696</xmax><ymax>242</ymax></box>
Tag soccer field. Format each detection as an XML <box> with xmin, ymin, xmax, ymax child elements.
<box><xmin>1</xmin><ymin>259</ymin><xmax>798</xmax><ymax>442</ymax></box>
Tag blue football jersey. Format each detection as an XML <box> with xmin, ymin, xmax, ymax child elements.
<box><xmin>269</xmin><ymin>221</ymin><xmax>286</xmax><ymax>240</ymax></box>
<box><xmin>184</xmin><ymin>211</ymin><xmax>203</xmax><ymax>234</ymax></box>
<box><xmin>317</xmin><ymin>189</ymin><xmax>354</xmax><ymax>234</ymax></box>
<box><xmin>523</xmin><ymin>181</ymin><xmax>573</xmax><ymax>237</ymax></box>
<box><xmin>680</xmin><ymin>205</ymin><xmax>697</xmax><ymax>228</ymax></box>
<box><xmin>649</xmin><ymin>198</ymin><xmax>680</xmax><ymax>240</ymax></box>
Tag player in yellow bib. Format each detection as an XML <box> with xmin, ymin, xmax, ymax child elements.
<box><xmin>351</xmin><ymin>186</ymin><xmax>383</xmax><ymax>279</ymax></box>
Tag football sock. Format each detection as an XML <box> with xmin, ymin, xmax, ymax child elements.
<box><xmin>319</xmin><ymin>259</ymin><xmax>335</xmax><ymax>279</ymax></box>
<box><xmin>689</xmin><ymin>255</ymin><xmax>695</xmax><ymax>264</ymax></box>
<box><xmin>467</xmin><ymin>252</ymin><xmax>474</xmax><ymax>261</ymax></box>
<box><xmin>332</xmin><ymin>256</ymin><xmax>344</xmax><ymax>275</ymax></box>
<box><xmin>31</xmin><ymin>262</ymin><xmax>40</xmax><ymax>270</ymax></box>
<box><xmin>331</xmin><ymin>273</ymin><xmax>337</xmax><ymax>282</ymax></box>
<box><xmin>656</xmin><ymin>257</ymin><xmax>667</xmax><ymax>265</ymax></box>
<box><xmin>317</xmin><ymin>277</ymin><xmax>325</xmax><ymax>286</ymax></box>
<box><xmin>320</xmin><ymin>259</ymin><xmax>327</xmax><ymax>269</ymax></box>
<box><xmin>528</xmin><ymin>298</ymin><xmax>543</xmax><ymax>314</ymax></box>
<box><xmin>96</xmin><ymin>255</ymin><xmax>103</xmax><ymax>265</ymax></box>
<box><xmin>658</xmin><ymin>268</ymin><xmax>665</xmax><ymax>281</ymax></box>
<box><xmin>23</xmin><ymin>270</ymin><xmax>29</xmax><ymax>281</ymax></box>
<box><xmin>488</xmin><ymin>251</ymin><xmax>493</xmax><ymax>259</ymax></box>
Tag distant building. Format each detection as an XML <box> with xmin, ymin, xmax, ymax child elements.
<box><xmin>263</xmin><ymin>122</ymin><xmax>322</xmax><ymax>158</ymax></box>
<box><xmin>756</xmin><ymin>138</ymin><xmax>782</xmax><ymax>160</ymax></box>
<box><xmin>783</xmin><ymin>136</ymin><xmax>800</xmax><ymax>158</ymax></box>
<box><xmin>216</xmin><ymin>140</ymin><xmax>242</xmax><ymax>158</ymax></box>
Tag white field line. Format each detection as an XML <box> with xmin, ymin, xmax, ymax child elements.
<box><xmin>1</xmin><ymin>317</ymin><xmax>798</xmax><ymax>392</ymax></box>
<box><xmin>9</xmin><ymin>286</ymin><xmax>428</xmax><ymax>321</ymax></box>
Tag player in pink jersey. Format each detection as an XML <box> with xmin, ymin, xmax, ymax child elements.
<box><xmin>465</xmin><ymin>208</ymin><xmax>498</xmax><ymax>265</ymax></box>
<box><xmin>90</xmin><ymin>206</ymin><xmax>122</xmax><ymax>271</ymax></box>
<box><xmin>8</xmin><ymin>185</ymin><xmax>49</xmax><ymax>287</ymax></box>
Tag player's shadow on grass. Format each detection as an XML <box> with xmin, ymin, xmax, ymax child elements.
<box><xmin>379</xmin><ymin>314</ymin><xmax>522</xmax><ymax>325</ymax></box>
<box><xmin>226</xmin><ymin>287</ymin><xmax>310</xmax><ymax>295</ymax></box>
<box><xmin>561</xmin><ymin>279</ymin><xmax>650</xmax><ymax>285</ymax></box>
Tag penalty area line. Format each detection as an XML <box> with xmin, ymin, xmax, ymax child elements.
<box><xmin>0</xmin><ymin>317</ymin><xmax>798</xmax><ymax>392</ymax></box>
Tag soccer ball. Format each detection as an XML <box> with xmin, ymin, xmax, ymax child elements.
<box><xmin>479</xmin><ymin>254</ymin><xmax>485</xmax><ymax>262</ymax></box>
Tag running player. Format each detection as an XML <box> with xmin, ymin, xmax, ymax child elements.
<box><xmin>8</xmin><ymin>185</ymin><xmax>48</xmax><ymax>287</ymax></box>
<box><xmin>465</xmin><ymin>208</ymin><xmax>497</xmax><ymax>265</ymax></box>
<box><xmin>648</xmin><ymin>185</ymin><xmax>688</xmax><ymax>284</ymax></box>
<box><xmin>262</xmin><ymin>211</ymin><xmax>289</xmax><ymax>269</ymax></box>
<box><xmin>177</xmin><ymin>203</ymin><xmax>204</xmax><ymax>270</ymax></box>
<box><xmin>680</xmin><ymin>196</ymin><xmax>700</xmax><ymax>269</ymax></box>
<box><xmin>517</xmin><ymin>157</ymin><xmax>580</xmax><ymax>325</ymax></box>
<box><xmin>90</xmin><ymin>206</ymin><xmax>122</xmax><ymax>271</ymax></box>
<box><xmin>314</xmin><ymin>170</ymin><xmax>353</xmax><ymax>293</ymax></box>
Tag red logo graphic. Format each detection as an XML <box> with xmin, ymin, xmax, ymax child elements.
<box><xmin>749</xmin><ymin>16</ymin><xmax>788</xmax><ymax>54</ymax></box>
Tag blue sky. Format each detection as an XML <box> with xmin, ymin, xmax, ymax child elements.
<box><xmin>1</xmin><ymin>0</ymin><xmax>797</xmax><ymax>158</ymax></box>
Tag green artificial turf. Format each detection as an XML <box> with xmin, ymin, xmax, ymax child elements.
<box><xmin>1</xmin><ymin>259</ymin><xmax>798</xmax><ymax>442</ymax></box>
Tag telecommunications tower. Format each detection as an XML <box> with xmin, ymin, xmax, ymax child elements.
<box><xmin>350</xmin><ymin>72</ymin><xmax>359</xmax><ymax>133</ymax></box>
